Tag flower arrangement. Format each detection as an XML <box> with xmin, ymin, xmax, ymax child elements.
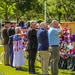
<box><xmin>59</xmin><ymin>28</ymin><xmax>75</xmax><ymax>58</ymax></box>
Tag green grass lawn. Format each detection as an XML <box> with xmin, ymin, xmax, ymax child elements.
<box><xmin>0</xmin><ymin>46</ymin><xmax>75</xmax><ymax>75</ymax></box>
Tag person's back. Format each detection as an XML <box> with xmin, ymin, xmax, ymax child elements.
<box><xmin>2</xmin><ymin>27</ymin><xmax>9</xmax><ymax>45</ymax></box>
<box><xmin>27</xmin><ymin>28</ymin><xmax>37</xmax><ymax>50</ymax></box>
<box><xmin>37</xmin><ymin>22</ymin><xmax>50</xmax><ymax>75</ymax></box>
<box><xmin>8</xmin><ymin>28</ymin><xmax>15</xmax><ymax>45</ymax></box>
<box><xmin>37</xmin><ymin>28</ymin><xmax>49</xmax><ymax>50</ymax></box>
<box><xmin>2</xmin><ymin>21</ymin><xmax>10</xmax><ymax>65</ymax></box>
<box><xmin>48</xmin><ymin>27</ymin><xmax>59</xmax><ymax>46</ymax></box>
<box><xmin>28</xmin><ymin>28</ymin><xmax>37</xmax><ymax>42</ymax></box>
<box><xmin>13</xmin><ymin>27</ymin><xmax>25</xmax><ymax>70</ymax></box>
<box><xmin>27</xmin><ymin>21</ymin><xmax>38</xmax><ymax>74</ymax></box>
<box><xmin>8</xmin><ymin>27</ymin><xmax>15</xmax><ymax>66</ymax></box>
<box><xmin>48</xmin><ymin>20</ymin><xmax>62</xmax><ymax>75</ymax></box>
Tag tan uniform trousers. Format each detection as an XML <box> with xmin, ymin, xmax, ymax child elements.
<box><xmin>49</xmin><ymin>46</ymin><xmax>60</xmax><ymax>75</ymax></box>
<box><xmin>4</xmin><ymin>45</ymin><xmax>10</xmax><ymax>65</ymax></box>
<box><xmin>39</xmin><ymin>50</ymin><xmax>50</xmax><ymax>75</ymax></box>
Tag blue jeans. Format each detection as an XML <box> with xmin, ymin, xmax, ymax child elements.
<box><xmin>9</xmin><ymin>44</ymin><xmax>13</xmax><ymax>66</ymax></box>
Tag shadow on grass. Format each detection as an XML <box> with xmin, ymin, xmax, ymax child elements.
<box><xmin>61</xmin><ymin>72</ymin><xmax>75</xmax><ymax>75</ymax></box>
<box><xmin>21</xmin><ymin>67</ymin><xmax>42</xmax><ymax>75</ymax></box>
<box><xmin>35</xmin><ymin>66</ymin><xmax>41</xmax><ymax>69</ymax></box>
<box><xmin>21</xmin><ymin>67</ymin><xmax>29</xmax><ymax>72</ymax></box>
<box><xmin>70</xmin><ymin>73</ymin><xmax>75</xmax><ymax>75</ymax></box>
<box><xmin>61</xmin><ymin>72</ymin><xmax>70</xmax><ymax>74</ymax></box>
<box><xmin>60</xmin><ymin>69</ymin><xmax>75</xmax><ymax>75</ymax></box>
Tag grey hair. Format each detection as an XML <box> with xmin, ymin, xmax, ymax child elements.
<box><xmin>40</xmin><ymin>22</ymin><xmax>46</xmax><ymax>27</ymax></box>
<box><xmin>15</xmin><ymin>27</ymin><xmax>21</xmax><ymax>33</ymax></box>
<box><xmin>50</xmin><ymin>20</ymin><xmax>58</xmax><ymax>26</ymax></box>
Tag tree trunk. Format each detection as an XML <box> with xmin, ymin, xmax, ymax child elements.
<box><xmin>58</xmin><ymin>12</ymin><xmax>62</xmax><ymax>22</ymax></box>
<box><xmin>5</xmin><ymin>4</ymin><xmax>8</xmax><ymax>21</ymax></box>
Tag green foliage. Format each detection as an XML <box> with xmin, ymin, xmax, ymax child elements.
<box><xmin>37</xmin><ymin>19</ymin><xmax>44</xmax><ymax>23</ymax></box>
<box><xmin>15</xmin><ymin>0</ymin><xmax>43</xmax><ymax>13</ymax></box>
<box><xmin>0</xmin><ymin>0</ymin><xmax>75</xmax><ymax>22</ymax></box>
<box><xmin>46</xmin><ymin>0</ymin><xmax>75</xmax><ymax>22</ymax></box>
<box><xmin>0</xmin><ymin>0</ymin><xmax>16</xmax><ymax>21</ymax></box>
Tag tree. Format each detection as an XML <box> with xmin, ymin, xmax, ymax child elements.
<box><xmin>46</xmin><ymin>0</ymin><xmax>75</xmax><ymax>22</ymax></box>
<box><xmin>0</xmin><ymin>0</ymin><xmax>16</xmax><ymax>21</ymax></box>
<box><xmin>15</xmin><ymin>0</ymin><xmax>43</xmax><ymax>21</ymax></box>
<box><xmin>0</xmin><ymin>0</ymin><xmax>75</xmax><ymax>22</ymax></box>
<box><xmin>61</xmin><ymin>0</ymin><xmax>75</xmax><ymax>21</ymax></box>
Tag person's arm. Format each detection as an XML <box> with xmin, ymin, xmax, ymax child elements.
<box><xmin>59</xmin><ymin>24</ymin><xmax>62</xmax><ymax>32</ymax></box>
<box><xmin>2</xmin><ymin>28</ymin><xmax>7</xmax><ymax>39</ymax></box>
<box><xmin>58</xmin><ymin>24</ymin><xmax>62</xmax><ymax>35</ymax></box>
<box><xmin>27</xmin><ymin>29</ymin><xmax>31</xmax><ymax>40</ymax></box>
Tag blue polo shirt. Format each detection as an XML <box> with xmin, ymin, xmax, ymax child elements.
<box><xmin>37</xmin><ymin>28</ymin><xmax>49</xmax><ymax>51</ymax></box>
<box><xmin>48</xmin><ymin>27</ymin><xmax>59</xmax><ymax>46</ymax></box>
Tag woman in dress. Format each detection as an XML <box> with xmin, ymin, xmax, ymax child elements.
<box><xmin>13</xmin><ymin>27</ymin><xmax>25</xmax><ymax>70</ymax></box>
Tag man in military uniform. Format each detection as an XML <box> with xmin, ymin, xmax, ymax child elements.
<box><xmin>2</xmin><ymin>21</ymin><xmax>10</xmax><ymax>65</ymax></box>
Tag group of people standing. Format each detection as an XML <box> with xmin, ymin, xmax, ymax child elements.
<box><xmin>1</xmin><ymin>20</ymin><xmax>62</xmax><ymax>75</ymax></box>
<box><xmin>36</xmin><ymin>20</ymin><xmax>62</xmax><ymax>75</ymax></box>
<box><xmin>2</xmin><ymin>21</ymin><xmax>26</xmax><ymax>70</ymax></box>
